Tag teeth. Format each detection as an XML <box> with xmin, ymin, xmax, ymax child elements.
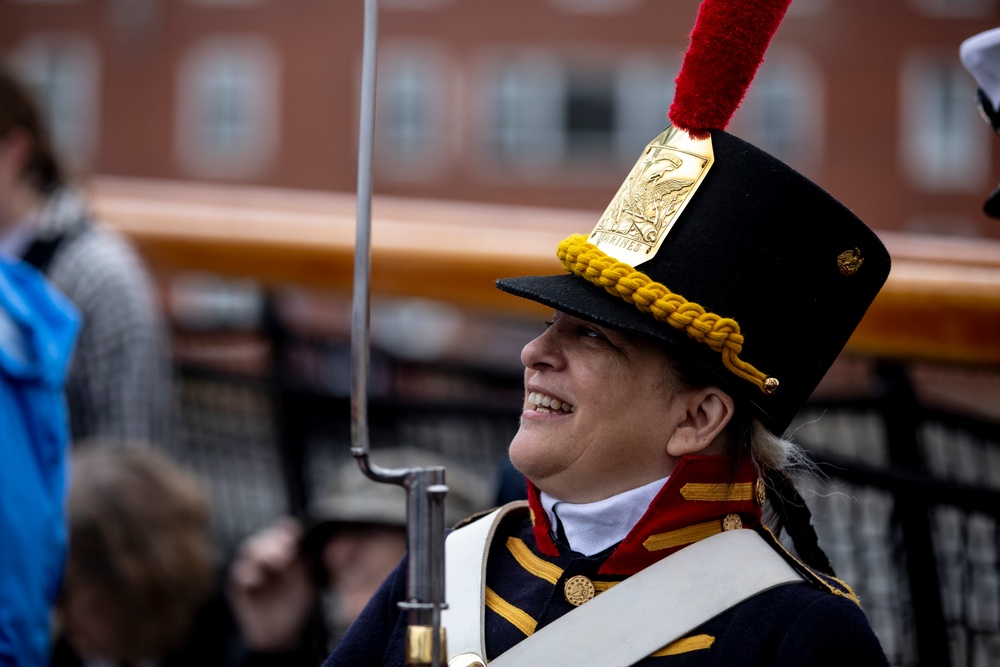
<box><xmin>527</xmin><ymin>391</ymin><xmax>575</xmax><ymax>413</ymax></box>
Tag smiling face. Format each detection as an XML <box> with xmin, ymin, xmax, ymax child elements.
<box><xmin>509</xmin><ymin>311</ymin><xmax>715</xmax><ymax>503</ymax></box>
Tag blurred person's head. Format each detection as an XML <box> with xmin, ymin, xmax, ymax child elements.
<box><xmin>0</xmin><ymin>67</ymin><xmax>63</xmax><ymax>228</ymax></box>
<box><xmin>56</xmin><ymin>442</ymin><xmax>217</xmax><ymax>662</ymax></box>
<box><xmin>303</xmin><ymin>448</ymin><xmax>491</xmax><ymax>634</ymax></box>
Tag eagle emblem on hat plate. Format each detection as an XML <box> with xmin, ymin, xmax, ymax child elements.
<box><xmin>591</xmin><ymin>126</ymin><xmax>714</xmax><ymax>268</ymax></box>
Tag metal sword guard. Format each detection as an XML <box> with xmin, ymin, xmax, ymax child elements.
<box><xmin>353</xmin><ymin>451</ymin><xmax>451</xmax><ymax>666</ymax></box>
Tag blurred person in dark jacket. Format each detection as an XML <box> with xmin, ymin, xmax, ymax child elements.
<box><xmin>227</xmin><ymin>448</ymin><xmax>492</xmax><ymax>655</ymax></box>
<box><xmin>0</xmin><ymin>67</ymin><xmax>172</xmax><ymax>446</ymax></box>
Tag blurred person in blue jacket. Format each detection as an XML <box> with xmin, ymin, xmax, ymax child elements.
<box><xmin>0</xmin><ymin>66</ymin><xmax>172</xmax><ymax>446</ymax></box>
<box><xmin>0</xmin><ymin>257</ymin><xmax>79</xmax><ymax>666</ymax></box>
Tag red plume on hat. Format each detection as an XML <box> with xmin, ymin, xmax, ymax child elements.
<box><xmin>670</xmin><ymin>0</ymin><xmax>793</xmax><ymax>138</ymax></box>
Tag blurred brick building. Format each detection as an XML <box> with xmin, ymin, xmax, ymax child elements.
<box><xmin>2</xmin><ymin>0</ymin><xmax>1000</xmax><ymax>237</ymax></box>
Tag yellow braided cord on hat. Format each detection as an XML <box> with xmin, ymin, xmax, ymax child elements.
<box><xmin>557</xmin><ymin>234</ymin><xmax>768</xmax><ymax>392</ymax></box>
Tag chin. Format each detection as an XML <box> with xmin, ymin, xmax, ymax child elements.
<box><xmin>508</xmin><ymin>434</ymin><xmax>545</xmax><ymax>481</ymax></box>
<box><xmin>507</xmin><ymin>437</ymin><xmax>529</xmax><ymax>474</ymax></box>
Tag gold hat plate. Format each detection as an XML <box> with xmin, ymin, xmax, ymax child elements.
<box><xmin>589</xmin><ymin>127</ymin><xmax>714</xmax><ymax>268</ymax></box>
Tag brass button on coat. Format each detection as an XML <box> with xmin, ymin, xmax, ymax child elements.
<box><xmin>755</xmin><ymin>478</ymin><xmax>767</xmax><ymax>506</ymax></box>
<box><xmin>564</xmin><ymin>575</ymin><xmax>596</xmax><ymax>606</ymax></box>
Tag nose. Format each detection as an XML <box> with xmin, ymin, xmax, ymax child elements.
<box><xmin>521</xmin><ymin>325</ymin><xmax>562</xmax><ymax>371</ymax></box>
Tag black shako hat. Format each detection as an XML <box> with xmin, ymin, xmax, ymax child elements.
<box><xmin>497</xmin><ymin>0</ymin><xmax>891</xmax><ymax>435</ymax></box>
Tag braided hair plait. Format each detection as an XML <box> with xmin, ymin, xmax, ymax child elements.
<box><xmin>662</xmin><ymin>347</ymin><xmax>835</xmax><ymax>576</ymax></box>
<box><xmin>749</xmin><ymin>421</ymin><xmax>836</xmax><ymax>577</ymax></box>
<box><xmin>764</xmin><ymin>467</ymin><xmax>835</xmax><ymax>576</ymax></box>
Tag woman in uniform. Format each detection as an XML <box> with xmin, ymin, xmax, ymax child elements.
<box><xmin>324</xmin><ymin>0</ymin><xmax>892</xmax><ymax>664</ymax></box>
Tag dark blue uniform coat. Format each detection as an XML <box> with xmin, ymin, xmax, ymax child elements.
<box><xmin>323</xmin><ymin>456</ymin><xmax>889</xmax><ymax>666</ymax></box>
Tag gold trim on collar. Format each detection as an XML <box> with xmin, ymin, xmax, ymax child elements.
<box><xmin>643</xmin><ymin>519</ymin><xmax>723</xmax><ymax>552</ymax></box>
<box><xmin>679</xmin><ymin>482</ymin><xmax>754</xmax><ymax>502</ymax></box>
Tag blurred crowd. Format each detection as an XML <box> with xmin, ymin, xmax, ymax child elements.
<box><xmin>0</xmin><ymin>65</ymin><xmax>501</xmax><ymax>667</ymax></box>
<box><xmin>48</xmin><ymin>443</ymin><xmax>492</xmax><ymax>667</ymax></box>
<box><xmin>10</xmin><ymin>18</ymin><xmax>1000</xmax><ymax>664</ymax></box>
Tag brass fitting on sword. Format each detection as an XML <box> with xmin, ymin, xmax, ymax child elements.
<box><xmin>406</xmin><ymin>625</ymin><xmax>448</xmax><ymax>666</ymax></box>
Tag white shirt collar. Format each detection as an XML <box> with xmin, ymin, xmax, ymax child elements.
<box><xmin>540</xmin><ymin>476</ymin><xmax>669</xmax><ymax>556</ymax></box>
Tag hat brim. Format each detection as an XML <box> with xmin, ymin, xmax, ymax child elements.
<box><xmin>496</xmin><ymin>272</ymin><xmax>752</xmax><ymax>418</ymax></box>
<box><xmin>498</xmin><ymin>272</ymin><xmax>688</xmax><ymax>350</ymax></box>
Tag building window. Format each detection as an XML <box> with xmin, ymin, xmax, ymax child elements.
<box><xmin>375</xmin><ymin>42</ymin><xmax>450</xmax><ymax>181</ymax></box>
<box><xmin>908</xmin><ymin>0</ymin><xmax>996</xmax><ymax>17</ymax></box>
<box><xmin>546</xmin><ymin>0</ymin><xmax>640</xmax><ymax>13</ymax></box>
<box><xmin>382</xmin><ymin>0</ymin><xmax>452</xmax><ymax>9</ymax></box>
<box><xmin>614</xmin><ymin>57</ymin><xmax>676</xmax><ymax>164</ymax></box>
<box><xmin>900</xmin><ymin>53</ymin><xmax>987</xmax><ymax>192</ymax></box>
<box><xmin>8</xmin><ymin>35</ymin><xmax>99</xmax><ymax>171</ymax></box>
<box><xmin>727</xmin><ymin>48</ymin><xmax>824</xmax><ymax>174</ymax></box>
<box><xmin>176</xmin><ymin>36</ymin><xmax>280</xmax><ymax>179</ymax></box>
<box><xmin>109</xmin><ymin>0</ymin><xmax>158</xmax><ymax>30</ymax></box>
<box><xmin>479</xmin><ymin>51</ymin><xmax>679</xmax><ymax>175</ymax></box>
<box><xmin>564</xmin><ymin>69</ymin><xmax>616</xmax><ymax>160</ymax></box>
<box><xmin>478</xmin><ymin>52</ymin><xmax>565</xmax><ymax>173</ymax></box>
<box><xmin>185</xmin><ymin>0</ymin><xmax>264</xmax><ymax>5</ymax></box>
<box><xmin>786</xmin><ymin>0</ymin><xmax>829</xmax><ymax>14</ymax></box>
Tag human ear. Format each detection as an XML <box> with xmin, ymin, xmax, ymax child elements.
<box><xmin>664</xmin><ymin>388</ymin><xmax>735</xmax><ymax>458</ymax></box>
